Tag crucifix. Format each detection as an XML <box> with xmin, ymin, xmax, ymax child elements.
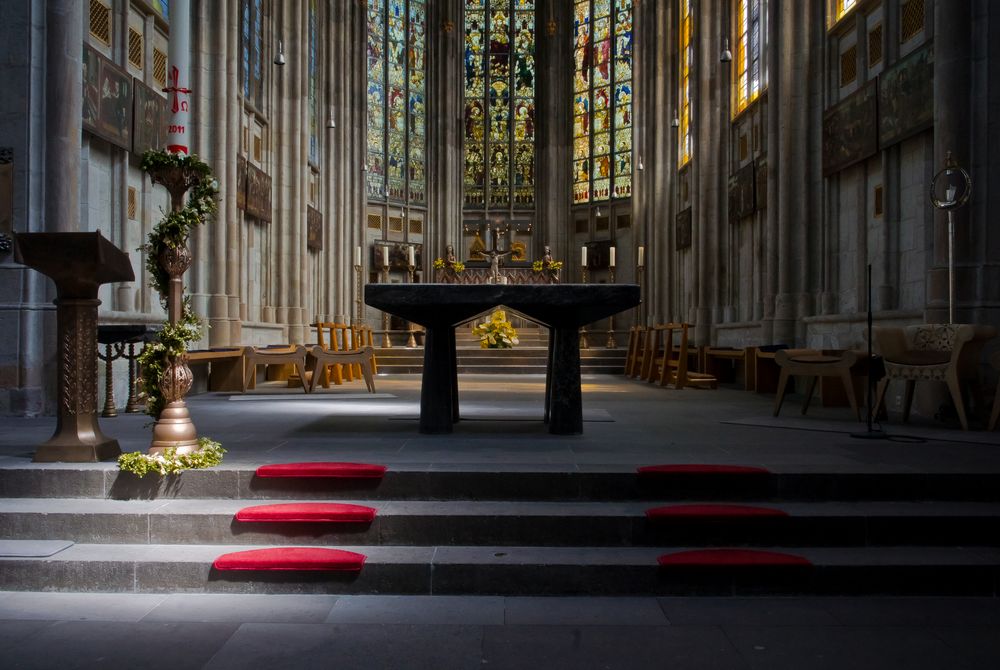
<box><xmin>483</xmin><ymin>222</ymin><xmax>512</xmax><ymax>284</ymax></box>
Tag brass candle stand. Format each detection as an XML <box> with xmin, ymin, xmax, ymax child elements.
<box><xmin>580</xmin><ymin>266</ymin><xmax>590</xmax><ymax>350</ymax></box>
<box><xmin>606</xmin><ymin>267</ymin><xmax>617</xmax><ymax>349</ymax></box>
<box><xmin>97</xmin><ymin>342</ymin><xmax>124</xmax><ymax>418</ymax></box>
<box><xmin>354</xmin><ymin>263</ymin><xmax>363</xmax><ymax>326</ymax></box>
<box><xmin>637</xmin><ymin>264</ymin><xmax>646</xmax><ymax>327</ymax></box>
<box><xmin>380</xmin><ymin>266</ymin><xmax>392</xmax><ymax>348</ymax></box>
<box><xmin>407</xmin><ymin>263</ymin><xmax>417</xmax><ymax>347</ymax></box>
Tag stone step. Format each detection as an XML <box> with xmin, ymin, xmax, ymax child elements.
<box><xmin>5</xmin><ymin>467</ymin><xmax>1000</xmax><ymax>502</ymax></box>
<box><xmin>2</xmin><ymin>543</ymin><xmax>998</xmax><ymax>596</ymax></box>
<box><xmin>4</xmin><ymin>498</ymin><xmax>1000</xmax><ymax>548</ymax></box>
<box><xmin>372</xmin><ymin>347</ymin><xmax>626</xmax><ymax>374</ymax></box>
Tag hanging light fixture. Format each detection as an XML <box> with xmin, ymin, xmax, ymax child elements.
<box><xmin>274</xmin><ymin>39</ymin><xmax>286</xmax><ymax>66</ymax></box>
<box><xmin>326</xmin><ymin>108</ymin><xmax>336</xmax><ymax>129</ymax></box>
<box><xmin>720</xmin><ymin>37</ymin><xmax>732</xmax><ymax>63</ymax></box>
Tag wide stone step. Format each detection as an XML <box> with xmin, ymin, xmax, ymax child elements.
<box><xmin>2</xmin><ymin>543</ymin><xmax>998</xmax><ymax>596</ymax></box>
<box><xmin>4</xmin><ymin>498</ymin><xmax>1000</xmax><ymax>548</ymax></box>
<box><xmin>5</xmin><ymin>467</ymin><xmax>1000</xmax><ymax>502</ymax></box>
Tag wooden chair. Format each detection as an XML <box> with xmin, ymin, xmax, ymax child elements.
<box><xmin>642</xmin><ymin>323</ymin><xmax>717</xmax><ymax>390</ymax></box>
<box><xmin>308</xmin><ymin>345</ymin><xmax>376</xmax><ymax>393</ymax></box>
<box><xmin>242</xmin><ymin>345</ymin><xmax>310</xmax><ymax>393</ymax></box>
<box><xmin>311</xmin><ymin>322</ymin><xmax>378</xmax><ymax>390</ymax></box>
<box><xmin>624</xmin><ymin>326</ymin><xmax>647</xmax><ymax>377</ymax></box>
<box><xmin>773</xmin><ymin>349</ymin><xmax>863</xmax><ymax>420</ymax></box>
<box><xmin>873</xmin><ymin>323</ymin><xmax>997</xmax><ymax>431</ymax></box>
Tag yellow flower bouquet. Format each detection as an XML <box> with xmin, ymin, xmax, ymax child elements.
<box><xmin>472</xmin><ymin>310</ymin><xmax>519</xmax><ymax>349</ymax></box>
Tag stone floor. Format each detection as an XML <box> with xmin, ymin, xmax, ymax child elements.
<box><xmin>1</xmin><ymin>373</ymin><xmax>999</xmax><ymax>668</ymax></box>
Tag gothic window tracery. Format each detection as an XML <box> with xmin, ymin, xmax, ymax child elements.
<box><xmin>464</xmin><ymin>0</ymin><xmax>535</xmax><ymax>211</ymax></box>
<box><xmin>367</xmin><ymin>0</ymin><xmax>426</xmax><ymax>205</ymax></box>
<box><xmin>678</xmin><ymin>0</ymin><xmax>692</xmax><ymax>167</ymax></box>
<box><xmin>734</xmin><ymin>0</ymin><xmax>765</xmax><ymax>115</ymax></box>
<box><xmin>573</xmin><ymin>0</ymin><xmax>633</xmax><ymax>204</ymax></box>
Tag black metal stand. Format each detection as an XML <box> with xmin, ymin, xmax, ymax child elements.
<box><xmin>852</xmin><ymin>264</ymin><xmax>888</xmax><ymax>440</ymax></box>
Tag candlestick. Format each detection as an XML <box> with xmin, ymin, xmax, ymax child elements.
<box><xmin>353</xmin><ymin>263</ymin><xmax>363</xmax><ymax>325</ymax></box>
<box><xmin>354</xmin><ymin>245</ymin><xmax>362</xmax><ymax>267</ymax></box>
<box><xmin>380</xmin><ymin>266</ymin><xmax>392</xmax><ymax>348</ymax></box>
<box><xmin>581</xmin><ymin>245</ymin><xmax>587</xmax><ymax>268</ymax></box>
<box><xmin>580</xmin><ymin>264</ymin><xmax>590</xmax><ymax>349</ymax></box>
<box><xmin>609</xmin><ymin>246</ymin><xmax>616</xmax><ymax>268</ymax></box>
<box><xmin>637</xmin><ymin>245</ymin><xmax>644</xmax><ymax>267</ymax></box>
<box><xmin>407</xmin><ymin>246</ymin><xmax>416</xmax><ymax>267</ymax></box>
<box><xmin>606</xmin><ymin>267</ymin><xmax>617</xmax><ymax>348</ymax></box>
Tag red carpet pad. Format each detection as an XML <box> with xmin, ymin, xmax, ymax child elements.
<box><xmin>646</xmin><ymin>504</ymin><xmax>787</xmax><ymax>519</ymax></box>
<box><xmin>637</xmin><ymin>464</ymin><xmax>771</xmax><ymax>475</ymax></box>
<box><xmin>235</xmin><ymin>503</ymin><xmax>377</xmax><ymax>523</ymax></box>
<box><xmin>213</xmin><ymin>547</ymin><xmax>367</xmax><ymax>571</ymax></box>
<box><xmin>658</xmin><ymin>548</ymin><xmax>811</xmax><ymax>567</ymax></box>
<box><xmin>255</xmin><ymin>462</ymin><xmax>387</xmax><ymax>478</ymax></box>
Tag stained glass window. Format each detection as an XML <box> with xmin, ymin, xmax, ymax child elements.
<box><xmin>735</xmin><ymin>0</ymin><xmax>765</xmax><ymax>115</ymax></box>
<box><xmin>464</xmin><ymin>0</ymin><xmax>535</xmax><ymax>209</ymax></box>
<box><xmin>573</xmin><ymin>0</ymin><xmax>632</xmax><ymax>204</ymax></box>
<box><xmin>308</xmin><ymin>0</ymin><xmax>319</xmax><ymax>165</ymax></box>
<box><xmin>834</xmin><ymin>0</ymin><xmax>857</xmax><ymax>22</ymax></box>
<box><xmin>239</xmin><ymin>0</ymin><xmax>264</xmax><ymax>110</ymax></box>
<box><xmin>678</xmin><ymin>0</ymin><xmax>692</xmax><ymax>167</ymax></box>
<box><xmin>367</xmin><ymin>0</ymin><xmax>425</xmax><ymax>204</ymax></box>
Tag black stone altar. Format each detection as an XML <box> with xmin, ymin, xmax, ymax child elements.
<box><xmin>14</xmin><ymin>232</ymin><xmax>135</xmax><ymax>462</ymax></box>
<box><xmin>365</xmin><ymin>283</ymin><xmax>640</xmax><ymax>435</ymax></box>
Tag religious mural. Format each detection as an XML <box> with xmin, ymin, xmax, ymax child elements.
<box><xmin>82</xmin><ymin>46</ymin><xmax>133</xmax><ymax>151</ymax></box>
<box><xmin>879</xmin><ymin>44</ymin><xmax>933</xmax><ymax>150</ymax></box>
<box><xmin>822</xmin><ymin>79</ymin><xmax>878</xmax><ymax>176</ymax></box>
<box><xmin>132</xmin><ymin>79</ymin><xmax>167</xmax><ymax>156</ymax></box>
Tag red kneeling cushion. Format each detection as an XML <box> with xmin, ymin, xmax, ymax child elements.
<box><xmin>255</xmin><ymin>462</ymin><xmax>387</xmax><ymax>478</ymax></box>
<box><xmin>658</xmin><ymin>548</ymin><xmax>811</xmax><ymax>567</ymax></box>
<box><xmin>235</xmin><ymin>503</ymin><xmax>377</xmax><ymax>523</ymax></box>
<box><xmin>213</xmin><ymin>547</ymin><xmax>367</xmax><ymax>571</ymax></box>
<box><xmin>637</xmin><ymin>464</ymin><xmax>771</xmax><ymax>476</ymax></box>
<box><xmin>646</xmin><ymin>504</ymin><xmax>787</xmax><ymax>519</ymax></box>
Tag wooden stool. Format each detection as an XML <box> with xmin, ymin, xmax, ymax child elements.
<box><xmin>773</xmin><ymin>349</ymin><xmax>862</xmax><ymax>420</ymax></box>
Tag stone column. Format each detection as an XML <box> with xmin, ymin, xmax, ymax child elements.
<box><xmin>44</xmin><ymin>0</ymin><xmax>82</xmax><ymax>234</ymax></box>
<box><xmin>930</xmin><ymin>0</ymin><xmax>972</xmax><ymax>322</ymax></box>
<box><xmin>427</xmin><ymin>0</ymin><xmax>464</xmax><ymax>264</ymax></box>
<box><xmin>764</xmin><ymin>0</ymin><xmax>822</xmax><ymax>345</ymax></box>
<box><xmin>535</xmin><ymin>0</ymin><xmax>572</xmax><ymax>263</ymax></box>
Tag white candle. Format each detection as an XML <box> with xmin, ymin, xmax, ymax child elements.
<box><xmin>407</xmin><ymin>246</ymin><xmax>415</xmax><ymax>267</ymax></box>
<box><xmin>638</xmin><ymin>246</ymin><xmax>645</xmax><ymax>267</ymax></box>
<box><xmin>581</xmin><ymin>246</ymin><xmax>588</xmax><ymax>267</ymax></box>
<box><xmin>609</xmin><ymin>246</ymin><xmax>616</xmax><ymax>268</ymax></box>
<box><xmin>381</xmin><ymin>247</ymin><xmax>389</xmax><ymax>268</ymax></box>
<box><xmin>354</xmin><ymin>246</ymin><xmax>362</xmax><ymax>267</ymax></box>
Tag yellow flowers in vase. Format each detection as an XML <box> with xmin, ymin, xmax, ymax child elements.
<box><xmin>472</xmin><ymin>310</ymin><xmax>519</xmax><ymax>349</ymax></box>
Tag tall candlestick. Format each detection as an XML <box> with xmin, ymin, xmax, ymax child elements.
<box><xmin>354</xmin><ymin>245</ymin><xmax>362</xmax><ymax>267</ymax></box>
<box><xmin>581</xmin><ymin>246</ymin><xmax>587</xmax><ymax>267</ymax></box>
<box><xmin>609</xmin><ymin>246</ymin><xmax>616</xmax><ymax>268</ymax></box>
<box><xmin>637</xmin><ymin>246</ymin><xmax>644</xmax><ymax>267</ymax></box>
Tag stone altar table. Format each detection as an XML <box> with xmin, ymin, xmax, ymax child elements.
<box><xmin>365</xmin><ymin>284</ymin><xmax>640</xmax><ymax>435</ymax></box>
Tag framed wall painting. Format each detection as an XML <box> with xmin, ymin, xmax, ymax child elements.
<box><xmin>879</xmin><ymin>44</ymin><xmax>933</xmax><ymax>150</ymax></box>
<box><xmin>306</xmin><ymin>206</ymin><xmax>322</xmax><ymax>250</ymax></box>
<box><xmin>82</xmin><ymin>45</ymin><xmax>101</xmax><ymax>138</ymax></box>
<box><xmin>97</xmin><ymin>56</ymin><xmax>133</xmax><ymax>151</ymax></box>
<box><xmin>132</xmin><ymin>79</ymin><xmax>166</xmax><ymax>156</ymax></box>
<box><xmin>822</xmin><ymin>79</ymin><xmax>878</xmax><ymax>176</ymax></box>
<box><xmin>676</xmin><ymin>207</ymin><xmax>692</xmax><ymax>250</ymax></box>
<box><xmin>729</xmin><ymin>161</ymin><xmax>756</xmax><ymax>223</ymax></box>
<box><xmin>245</xmin><ymin>163</ymin><xmax>272</xmax><ymax>222</ymax></box>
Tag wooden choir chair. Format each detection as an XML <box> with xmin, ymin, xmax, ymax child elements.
<box><xmin>624</xmin><ymin>326</ymin><xmax>647</xmax><ymax>377</ymax></box>
<box><xmin>242</xmin><ymin>345</ymin><xmax>310</xmax><ymax>393</ymax></box>
<box><xmin>640</xmin><ymin>323</ymin><xmax>717</xmax><ymax>390</ymax></box>
<box><xmin>309</xmin><ymin>322</ymin><xmax>377</xmax><ymax>393</ymax></box>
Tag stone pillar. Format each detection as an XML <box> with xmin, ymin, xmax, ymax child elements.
<box><xmin>635</xmin><ymin>0</ymin><xmax>673</xmax><ymax>325</ymax></box>
<box><xmin>764</xmin><ymin>0</ymin><xmax>822</xmax><ymax>345</ymax></box>
<box><xmin>535</xmin><ymin>0</ymin><xmax>572</xmax><ymax>263</ymax></box>
<box><xmin>44</xmin><ymin>0</ymin><xmax>82</xmax><ymax>234</ymax></box>
<box><xmin>427</xmin><ymin>0</ymin><xmax>464</xmax><ymax>266</ymax></box>
<box><xmin>930</xmin><ymin>0</ymin><xmax>972</xmax><ymax>322</ymax></box>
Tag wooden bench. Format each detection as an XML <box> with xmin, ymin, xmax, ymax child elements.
<box><xmin>700</xmin><ymin>346</ymin><xmax>752</xmax><ymax>390</ymax></box>
<box><xmin>186</xmin><ymin>347</ymin><xmax>246</xmax><ymax>392</ymax></box>
<box><xmin>641</xmin><ymin>323</ymin><xmax>717</xmax><ymax>390</ymax></box>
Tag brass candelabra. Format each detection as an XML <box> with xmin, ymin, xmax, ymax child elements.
<box><xmin>606</xmin><ymin>267</ymin><xmax>617</xmax><ymax>349</ymax></box>
<box><xmin>580</xmin><ymin>266</ymin><xmax>590</xmax><ymax>350</ymax></box>
<box><xmin>380</xmin><ymin>266</ymin><xmax>392</xmax><ymax>348</ymax></box>
<box><xmin>354</xmin><ymin>263</ymin><xmax>363</xmax><ymax>326</ymax></box>
<box><xmin>407</xmin><ymin>263</ymin><xmax>417</xmax><ymax>347</ymax></box>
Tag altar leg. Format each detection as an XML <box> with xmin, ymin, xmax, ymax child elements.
<box><xmin>449</xmin><ymin>326</ymin><xmax>459</xmax><ymax>422</ymax></box>
<box><xmin>420</xmin><ymin>325</ymin><xmax>455</xmax><ymax>434</ymax></box>
<box><xmin>548</xmin><ymin>326</ymin><xmax>583</xmax><ymax>435</ymax></box>
<box><xmin>544</xmin><ymin>337</ymin><xmax>554</xmax><ymax>424</ymax></box>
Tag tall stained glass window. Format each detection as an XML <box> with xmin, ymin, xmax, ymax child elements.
<box><xmin>833</xmin><ymin>0</ymin><xmax>857</xmax><ymax>23</ymax></box>
<box><xmin>367</xmin><ymin>0</ymin><xmax>426</xmax><ymax>204</ymax></box>
<box><xmin>464</xmin><ymin>0</ymin><xmax>536</xmax><ymax>209</ymax></box>
<box><xmin>734</xmin><ymin>0</ymin><xmax>765</xmax><ymax>115</ymax></box>
<box><xmin>573</xmin><ymin>0</ymin><xmax>633</xmax><ymax>204</ymax></box>
<box><xmin>678</xmin><ymin>0</ymin><xmax>692</xmax><ymax>167</ymax></box>
<box><xmin>239</xmin><ymin>0</ymin><xmax>265</xmax><ymax>110</ymax></box>
<box><xmin>308</xmin><ymin>0</ymin><xmax>319</xmax><ymax>165</ymax></box>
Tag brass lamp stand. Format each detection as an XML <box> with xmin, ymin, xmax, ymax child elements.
<box><xmin>380</xmin><ymin>264</ymin><xmax>392</xmax><ymax>348</ymax></box>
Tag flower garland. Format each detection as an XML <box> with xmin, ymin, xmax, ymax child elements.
<box><xmin>472</xmin><ymin>310</ymin><xmax>519</xmax><ymax>349</ymax></box>
<box><xmin>137</xmin><ymin>150</ymin><xmax>219</xmax><ymax>420</ymax></box>
<box><xmin>118</xmin><ymin>438</ymin><xmax>226</xmax><ymax>477</ymax></box>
